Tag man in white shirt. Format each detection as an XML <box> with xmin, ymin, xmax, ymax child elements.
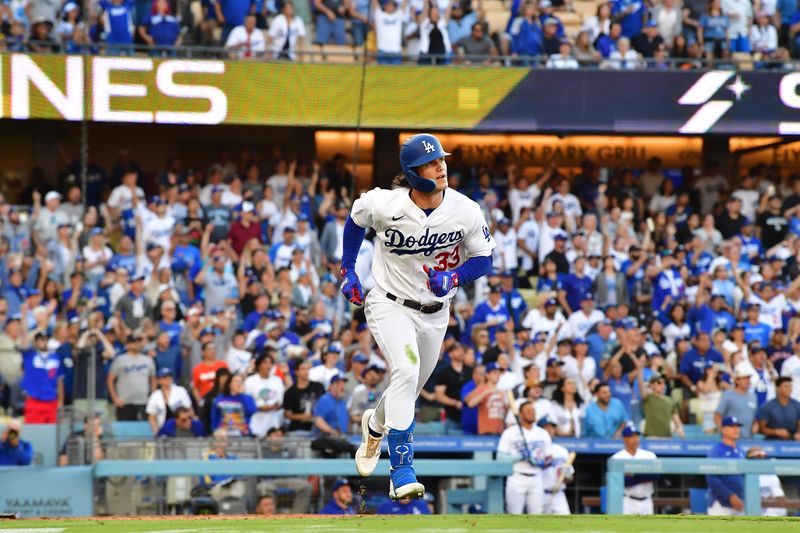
<box><xmin>268</xmin><ymin>1</ymin><xmax>306</xmax><ymax>60</ymax></box>
<box><xmin>225</xmin><ymin>14</ymin><xmax>266</xmax><ymax>60</ymax></box>
<box><xmin>497</xmin><ymin>401</ymin><xmax>553</xmax><ymax>514</ymax></box>
<box><xmin>373</xmin><ymin>0</ymin><xmax>406</xmax><ymax>63</ymax></box>
<box><xmin>546</xmin><ymin>39</ymin><xmax>579</xmax><ymax>69</ymax></box>
<box><xmin>522</xmin><ymin>298</ymin><xmax>566</xmax><ymax>342</ymax></box>
<box><xmin>145</xmin><ymin>368</ymin><xmax>193</xmax><ymax>434</ymax></box>
<box><xmin>493</xmin><ymin>218</ymin><xmax>518</xmax><ymax>273</ymax></box>
<box><xmin>537</xmin><ymin>417</ymin><xmax>573</xmax><ymax>514</ymax></box>
<box><xmin>722</xmin><ymin>0</ymin><xmax>753</xmax><ymax>52</ymax></box>
<box><xmin>732</xmin><ymin>175</ymin><xmax>760</xmax><ymax>222</ymax></box>
<box><xmin>308</xmin><ymin>344</ymin><xmax>343</xmax><ymax>388</ymax></box>
<box><xmin>516</xmin><ymin>210</ymin><xmax>539</xmax><ymax>282</ymax></box>
<box><xmin>780</xmin><ymin>348</ymin><xmax>800</xmax><ymax>402</ymax></box>
<box><xmin>565</xmin><ymin>295</ymin><xmax>604</xmax><ymax>339</ymax></box>
<box><xmin>107</xmin><ymin>167</ymin><xmax>145</xmax><ymax>218</ymax></box>
<box><xmin>546</xmin><ymin>179</ymin><xmax>582</xmax><ymax>222</ymax></box>
<box><xmin>610</xmin><ymin>423</ymin><xmax>658</xmax><ymax>515</ymax></box>
<box><xmin>245</xmin><ymin>352</ymin><xmax>285</xmax><ymax>437</ymax></box>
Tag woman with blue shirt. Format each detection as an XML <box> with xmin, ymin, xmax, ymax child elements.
<box><xmin>211</xmin><ymin>373</ymin><xmax>257</xmax><ymax>436</ymax></box>
<box><xmin>699</xmin><ymin>0</ymin><xmax>729</xmax><ymax>59</ymax></box>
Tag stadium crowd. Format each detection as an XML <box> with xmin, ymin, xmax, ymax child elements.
<box><xmin>1</xmin><ymin>0</ymin><xmax>800</xmax><ymax>67</ymax></box>
<box><xmin>0</xmin><ymin>148</ymin><xmax>799</xmax><ymax>454</ymax></box>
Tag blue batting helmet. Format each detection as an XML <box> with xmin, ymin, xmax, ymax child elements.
<box><xmin>399</xmin><ymin>133</ymin><xmax>450</xmax><ymax>193</ymax></box>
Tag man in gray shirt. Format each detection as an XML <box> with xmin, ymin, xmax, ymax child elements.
<box><xmin>454</xmin><ymin>23</ymin><xmax>498</xmax><ymax>64</ymax></box>
<box><xmin>193</xmin><ymin>252</ymin><xmax>238</xmax><ymax>312</ymax></box>
<box><xmin>107</xmin><ymin>334</ymin><xmax>156</xmax><ymax>421</ymax></box>
<box><xmin>715</xmin><ymin>368</ymin><xmax>758</xmax><ymax>437</ymax></box>
<box><xmin>346</xmin><ymin>364</ymin><xmax>385</xmax><ymax>433</ymax></box>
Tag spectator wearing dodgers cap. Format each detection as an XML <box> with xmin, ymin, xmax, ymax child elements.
<box><xmin>707</xmin><ymin>415</ymin><xmax>746</xmax><ymax>516</ymax></box>
<box><xmin>319</xmin><ymin>478</ymin><xmax>355</xmax><ymax>514</ymax></box>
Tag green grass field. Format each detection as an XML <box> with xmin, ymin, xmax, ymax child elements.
<box><xmin>1</xmin><ymin>515</ymin><xmax>799</xmax><ymax>533</ymax></box>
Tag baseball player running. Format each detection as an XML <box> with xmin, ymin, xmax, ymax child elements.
<box><xmin>610</xmin><ymin>422</ymin><xmax>659</xmax><ymax>515</ymax></box>
<box><xmin>537</xmin><ymin>416</ymin><xmax>573</xmax><ymax>514</ymax></box>
<box><xmin>340</xmin><ymin>133</ymin><xmax>495</xmax><ymax>500</ymax></box>
<box><xmin>497</xmin><ymin>401</ymin><xmax>553</xmax><ymax>514</ymax></box>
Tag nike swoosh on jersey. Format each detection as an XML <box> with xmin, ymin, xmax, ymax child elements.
<box><xmin>392</xmin><ymin>215</ymin><xmax>405</xmax><ymax>221</ymax></box>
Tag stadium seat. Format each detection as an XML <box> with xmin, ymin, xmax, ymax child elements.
<box><xmin>320</xmin><ymin>44</ymin><xmax>360</xmax><ymax>64</ymax></box>
<box><xmin>111</xmin><ymin>421</ymin><xmax>153</xmax><ymax>438</ymax></box>
<box><xmin>573</xmin><ymin>1</ymin><xmax>597</xmax><ymax>21</ymax></box>
<box><xmin>446</xmin><ymin>488</ymin><xmax>488</xmax><ymax>514</ymax></box>
<box><xmin>689</xmin><ymin>488</ymin><xmax>709</xmax><ymax>514</ymax></box>
<box><xmin>486</xmin><ymin>11</ymin><xmax>510</xmax><ymax>34</ymax></box>
<box><xmin>731</xmin><ymin>52</ymin><xmax>754</xmax><ymax>70</ymax></box>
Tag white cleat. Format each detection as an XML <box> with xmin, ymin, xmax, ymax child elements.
<box><xmin>389</xmin><ymin>478</ymin><xmax>426</xmax><ymax>501</ymax></box>
<box><xmin>355</xmin><ymin>408</ymin><xmax>382</xmax><ymax>477</ymax></box>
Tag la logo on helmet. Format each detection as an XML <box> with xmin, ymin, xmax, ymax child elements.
<box><xmin>422</xmin><ymin>141</ymin><xmax>436</xmax><ymax>153</ymax></box>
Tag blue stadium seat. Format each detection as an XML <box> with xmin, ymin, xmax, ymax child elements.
<box><xmin>689</xmin><ymin>488</ymin><xmax>708</xmax><ymax>514</ymax></box>
<box><xmin>415</xmin><ymin>422</ymin><xmax>445</xmax><ymax>435</ymax></box>
<box><xmin>111</xmin><ymin>422</ymin><xmax>153</xmax><ymax>438</ymax></box>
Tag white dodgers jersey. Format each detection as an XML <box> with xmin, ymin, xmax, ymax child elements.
<box><xmin>350</xmin><ymin>187</ymin><xmax>496</xmax><ymax>304</ymax></box>
<box><xmin>497</xmin><ymin>424</ymin><xmax>553</xmax><ymax>475</ymax></box>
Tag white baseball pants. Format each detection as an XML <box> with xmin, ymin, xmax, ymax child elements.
<box><xmin>707</xmin><ymin>500</ymin><xmax>743</xmax><ymax>516</ymax></box>
<box><xmin>364</xmin><ymin>291</ymin><xmax>449</xmax><ymax>433</ymax></box>
<box><xmin>622</xmin><ymin>495</ymin><xmax>654</xmax><ymax>515</ymax></box>
<box><xmin>505</xmin><ymin>473</ymin><xmax>544</xmax><ymax>514</ymax></box>
<box><xmin>544</xmin><ymin>490</ymin><xmax>570</xmax><ymax>515</ymax></box>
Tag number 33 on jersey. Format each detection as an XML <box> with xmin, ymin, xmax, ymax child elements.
<box><xmin>350</xmin><ymin>187</ymin><xmax>496</xmax><ymax>304</ymax></box>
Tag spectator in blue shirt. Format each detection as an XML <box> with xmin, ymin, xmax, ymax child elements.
<box><xmin>319</xmin><ymin>478</ymin><xmax>356</xmax><ymax>514</ymax></box>
<box><xmin>758</xmin><ymin>377</ymin><xmax>800</xmax><ymax>440</ymax></box>
<box><xmin>499</xmin><ymin>271</ymin><xmax>528</xmax><ymax>329</ymax></box>
<box><xmin>471</xmin><ymin>284</ymin><xmax>511</xmax><ymax>344</ymax></box>
<box><xmin>582</xmin><ymin>382</ymin><xmax>628</xmax><ymax>438</ymax></box>
<box><xmin>0</xmin><ymin>421</ymin><xmax>33</xmax><ymax>466</ymax></box>
<box><xmin>510</xmin><ymin>1</ymin><xmax>543</xmax><ymax>60</ymax></box>
<box><xmin>706</xmin><ymin>416</ymin><xmax>745</xmax><ymax>516</ymax></box>
<box><xmin>594</xmin><ymin>21</ymin><xmax>622</xmax><ymax>57</ymax></box>
<box><xmin>620</xmin><ymin>245</ymin><xmax>646</xmax><ymax>305</ymax></box>
<box><xmin>563</xmin><ymin>256</ymin><xmax>593</xmax><ymax>314</ymax></box>
<box><xmin>313</xmin><ymin>374</ymin><xmax>350</xmax><ymax>437</ymax></box>
<box><xmin>743</xmin><ymin>303</ymin><xmax>772</xmax><ymax>347</ymax></box>
<box><xmin>157</xmin><ymin>406</ymin><xmax>207</xmax><ymax>437</ymax></box>
<box><xmin>459</xmin><ymin>365</ymin><xmax>485</xmax><ymax>435</ymax></box>
<box><xmin>536</xmin><ymin>257</ymin><xmax>565</xmax><ymax>293</ymax></box>
<box><xmin>100</xmin><ymin>0</ymin><xmax>136</xmax><ymax>54</ymax></box>
<box><xmin>611</xmin><ymin>0</ymin><xmax>645</xmax><ymax>38</ymax></box>
<box><xmin>21</xmin><ymin>330</ymin><xmax>64</xmax><ymax>424</ymax></box>
<box><xmin>214</xmin><ymin>0</ymin><xmax>255</xmax><ymax>45</ymax></box>
<box><xmin>677</xmin><ymin>331</ymin><xmax>724</xmax><ymax>388</ymax></box>
<box><xmin>210</xmin><ymin>373</ymin><xmax>257</xmax><ymax>436</ymax></box>
<box><xmin>139</xmin><ymin>0</ymin><xmax>181</xmax><ymax>55</ymax></box>
<box><xmin>154</xmin><ymin>331</ymin><xmax>182</xmax><ymax>380</ymax></box>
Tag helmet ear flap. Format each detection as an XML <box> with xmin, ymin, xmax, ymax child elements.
<box><xmin>405</xmin><ymin>168</ymin><xmax>436</xmax><ymax>193</ymax></box>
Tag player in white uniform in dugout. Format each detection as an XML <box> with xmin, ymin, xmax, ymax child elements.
<box><xmin>339</xmin><ymin>133</ymin><xmax>495</xmax><ymax>499</ymax></box>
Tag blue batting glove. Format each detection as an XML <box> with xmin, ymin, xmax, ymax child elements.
<box><xmin>423</xmin><ymin>265</ymin><xmax>459</xmax><ymax>297</ymax></box>
<box><xmin>519</xmin><ymin>448</ymin><xmax>532</xmax><ymax>462</ymax></box>
<box><xmin>340</xmin><ymin>268</ymin><xmax>363</xmax><ymax>306</ymax></box>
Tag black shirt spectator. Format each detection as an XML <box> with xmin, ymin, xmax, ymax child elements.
<box><xmin>435</xmin><ymin>343</ymin><xmax>472</xmax><ymax>425</ymax></box>
<box><xmin>756</xmin><ymin>196</ymin><xmax>789</xmax><ymax>249</ymax></box>
<box><xmin>545</xmin><ymin>249</ymin><xmax>569</xmax><ymax>275</ymax></box>
<box><xmin>631</xmin><ymin>22</ymin><xmax>664</xmax><ymax>57</ymax></box>
<box><xmin>716</xmin><ymin>198</ymin><xmax>745</xmax><ymax>239</ymax></box>
<box><xmin>284</xmin><ymin>361</ymin><xmax>325</xmax><ymax>431</ymax></box>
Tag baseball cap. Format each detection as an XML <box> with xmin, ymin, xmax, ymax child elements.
<box><xmin>648</xmin><ymin>373</ymin><xmax>665</xmax><ymax>383</ymax></box>
<box><xmin>327</xmin><ymin>342</ymin><xmax>342</xmax><ymax>353</ymax></box>
<box><xmin>745</xmin><ymin>302</ymin><xmax>761</xmax><ymax>310</ymax></box>
<box><xmin>486</xmin><ymin>362</ymin><xmax>505</xmax><ymax>373</ymax></box>
<box><xmin>33</xmin><ymin>331</ymin><xmax>48</xmax><ymax>340</ymax></box>
<box><xmin>331</xmin><ymin>479</ymin><xmax>350</xmax><ymax>492</ymax></box>
<box><xmin>573</xmin><ymin>337</ymin><xmax>588</xmax><ymax>345</ymax></box>
<box><xmin>44</xmin><ymin>191</ymin><xmax>62</xmax><ymax>202</ymax></box>
<box><xmin>263</xmin><ymin>321</ymin><xmax>280</xmax><ymax>333</ymax></box>
<box><xmin>211</xmin><ymin>186</ymin><xmax>223</xmax><ymax>194</ymax></box>
<box><xmin>646</xmin><ymin>19</ymin><xmax>657</xmax><ymax>27</ymax></box>
<box><xmin>157</xmin><ymin>368</ymin><xmax>173</xmax><ymax>378</ymax></box>
<box><xmin>488</xmin><ymin>283</ymin><xmax>502</xmax><ymax>294</ymax></box>
<box><xmin>5</xmin><ymin>313</ymin><xmax>21</xmax><ymax>326</ymax></box>
<box><xmin>733</xmin><ymin>366</ymin><xmax>752</xmax><ymax>379</ymax></box>
<box><xmin>622</xmin><ymin>422</ymin><xmax>641</xmax><ymax>437</ymax></box>
<box><xmin>297</xmin><ymin>213</ymin><xmax>309</xmax><ymax>222</ymax></box>
<box><xmin>722</xmin><ymin>416</ymin><xmax>743</xmax><ymax>427</ymax></box>
<box><xmin>537</xmin><ymin>416</ymin><xmax>556</xmax><ymax>428</ymax></box>
<box><xmin>581</xmin><ymin>292</ymin><xmax>594</xmax><ymax>302</ymax></box>
<box><xmin>361</xmin><ymin>364</ymin><xmax>385</xmax><ymax>378</ymax></box>
<box><xmin>554</xmin><ymin>233</ymin><xmax>568</xmax><ymax>241</ymax></box>
<box><xmin>330</xmin><ymin>373</ymin><xmax>348</xmax><ymax>385</ymax></box>
<box><xmin>148</xmin><ymin>195</ymin><xmax>163</xmax><ymax>205</ymax></box>
<box><xmin>131</xmin><ymin>274</ymin><xmax>145</xmax><ymax>282</ymax></box>
<box><xmin>240</xmin><ymin>201</ymin><xmax>255</xmax><ymax>213</ymax></box>
<box><xmin>544</xmin><ymin>297</ymin><xmax>557</xmax><ymax>307</ymax></box>
<box><xmin>200</xmin><ymin>326</ymin><xmax>216</xmax><ymax>336</ymax></box>
<box><xmin>90</xmin><ymin>227</ymin><xmax>104</xmax><ymax>237</ymax></box>
<box><xmin>546</xmin><ymin>357</ymin><xmax>564</xmax><ymax>368</ymax></box>
<box><xmin>352</xmin><ymin>354</ymin><xmax>369</xmax><ymax>364</ymax></box>
<box><xmin>146</xmin><ymin>241</ymin><xmax>162</xmax><ymax>252</ymax></box>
